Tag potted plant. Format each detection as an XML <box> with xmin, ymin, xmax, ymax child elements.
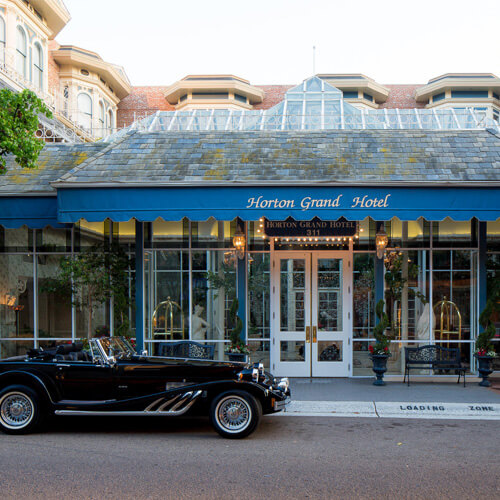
<box><xmin>226</xmin><ymin>298</ymin><xmax>249</xmax><ymax>362</ymax></box>
<box><xmin>370</xmin><ymin>299</ymin><xmax>391</xmax><ymax>386</ymax></box>
<box><xmin>474</xmin><ymin>288</ymin><xmax>499</xmax><ymax>387</ymax></box>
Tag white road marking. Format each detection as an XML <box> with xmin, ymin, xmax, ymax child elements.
<box><xmin>268</xmin><ymin>400</ymin><xmax>500</xmax><ymax>420</ymax></box>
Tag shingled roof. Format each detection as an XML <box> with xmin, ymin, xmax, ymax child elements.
<box><xmin>54</xmin><ymin>129</ymin><xmax>500</xmax><ymax>186</ymax></box>
<box><xmin>1</xmin><ymin>143</ymin><xmax>107</xmax><ymax>195</ymax></box>
<box><xmin>2</xmin><ymin>129</ymin><xmax>500</xmax><ymax>194</ymax></box>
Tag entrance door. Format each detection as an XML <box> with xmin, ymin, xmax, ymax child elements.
<box><xmin>271</xmin><ymin>251</ymin><xmax>352</xmax><ymax>377</ymax></box>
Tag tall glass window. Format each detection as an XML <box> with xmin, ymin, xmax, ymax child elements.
<box><xmin>0</xmin><ymin>17</ymin><xmax>5</xmax><ymax>64</ymax></box>
<box><xmin>247</xmin><ymin>253</ymin><xmax>271</xmax><ymax>367</ymax></box>
<box><xmin>144</xmin><ymin>221</ymin><xmax>238</xmax><ymax>359</ymax></box>
<box><xmin>77</xmin><ymin>93</ymin><xmax>93</xmax><ymax>132</ymax></box>
<box><xmin>487</xmin><ymin>220</ymin><xmax>500</xmax><ymax>370</ymax></box>
<box><xmin>107</xmin><ymin>109</ymin><xmax>114</xmax><ymax>133</ymax></box>
<box><xmin>33</xmin><ymin>43</ymin><xmax>43</xmax><ymax>90</ymax></box>
<box><xmin>16</xmin><ymin>26</ymin><xmax>27</xmax><ymax>78</ymax></box>
<box><xmin>98</xmin><ymin>101</ymin><xmax>105</xmax><ymax>134</ymax></box>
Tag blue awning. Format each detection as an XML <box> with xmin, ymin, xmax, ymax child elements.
<box><xmin>57</xmin><ymin>186</ymin><xmax>500</xmax><ymax>222</ymax></box>
<box><xmin>0</xmin><ymin>196</ymin><xmax>63</xmax><ymax>228</ymax></box>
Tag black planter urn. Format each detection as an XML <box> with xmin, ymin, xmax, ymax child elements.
<box><xmin>227</xmin><ymin>352</ymin><xmax>247</xmax><ymax>362</ymax></box>
<box><xmin>475</xmin><ymin>355</ymin><xmax>494</xmax><ymax>387</ymax></box>
<box><xmin>371</xmin><ymin>354</ymin><xmax>389</xmax><ymax>386</ymax></box>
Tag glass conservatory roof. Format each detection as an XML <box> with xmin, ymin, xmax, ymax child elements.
<box><xmin>105</xmin><ymin>76</ymin><xmax>500</xmax><ymax>142</ymax></box>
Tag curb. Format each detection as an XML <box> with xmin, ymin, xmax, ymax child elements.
<box><xmin>268</xmin><ymin>400</ymin><xmax>500</xmax><ymax>420</ymax></box>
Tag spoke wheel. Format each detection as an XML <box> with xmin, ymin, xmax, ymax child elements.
<box><xmin>210</xmin><ymin>390</ymin><xmax>261</xmax><ymax>439</ymax></box>
<box><xmin>0</xmin><ymin>386</ymin><xmax>43</xmax><ymax>435</ymax></box>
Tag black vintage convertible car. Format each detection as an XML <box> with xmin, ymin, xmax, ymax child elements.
<box><xmin>0</xmin><ymin>337</ymin><xmax>290</xmax><ymax>438</ymax></box>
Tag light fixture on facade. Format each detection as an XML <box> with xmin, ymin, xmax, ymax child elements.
<box><xmin>375</xmin><ymin>225</ymin><xmax>389</xmax><ymax>259</ymax></box>
<box><xmin>232</xmin><ymin>228</ymin><xmax>246</xmax><ymax>259</ymax></box>
<box><xmin>5</xmin><ymin>294</ymin><xmax>16</xmax><ymax>309</ymax></box>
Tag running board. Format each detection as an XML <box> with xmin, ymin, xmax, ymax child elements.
<box><xmin>55</xmin><ymin>390</ymin><xmax>203</xmax><ymax>417</ymax></box>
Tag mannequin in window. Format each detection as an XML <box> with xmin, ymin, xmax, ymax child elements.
<box><xmin>192</xmin><ymin>304</ymin><xmax>209</xmax><ymax>341</ymax></box>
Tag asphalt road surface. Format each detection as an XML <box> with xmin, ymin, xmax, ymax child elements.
<box><xmin>0</xmin><ymin>415</ymin><xmax>498</xmax><ymax>500</ymax></box>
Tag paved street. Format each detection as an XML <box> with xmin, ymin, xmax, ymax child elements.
<box><xmin>0</xmin><ymin>415</ymin><xmax>498</xmax><ymax>499</ymax></box>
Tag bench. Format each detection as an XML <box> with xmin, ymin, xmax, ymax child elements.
<box><xmin>404</xmin><ymin>345</ymin><xmax>466</xmax><ymax>387</ymax></box>
<box><xmin>158</xmin><ymin>341</ymin><xmax>215</xmax><ymax>360</ymax></box>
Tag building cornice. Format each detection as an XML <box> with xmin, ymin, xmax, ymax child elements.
<box><xmin>52</xmin><ymin>46</ymin><xmax>131</xmax><ymax>99</ymax></box>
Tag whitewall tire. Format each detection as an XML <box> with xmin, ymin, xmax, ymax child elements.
<box><xmin>210</xmin><ymin>390</ymin><xmax>262</xmax><ymax>439</ymax></box>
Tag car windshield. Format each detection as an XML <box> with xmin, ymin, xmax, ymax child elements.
<box><xmin>96</xmin><ymin>337</ymin><xmax>135</xmax><ymax>360</ymax></box>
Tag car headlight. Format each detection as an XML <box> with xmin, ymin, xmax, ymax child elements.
<box><xmin>252</xmin><ymin>368</ymin><xmax>259</xmax><ymax>382</ymax></box>
<box><xmin>258</xmin><ymin>363</ymin><xmax>264</xmax><ymax>376</ymax></box>
<box><xmin>277</xmin><ymin>377</ymin><xmax>289</xmax><ymax>392</ymax></box>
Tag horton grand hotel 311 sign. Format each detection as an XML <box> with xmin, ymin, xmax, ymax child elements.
<box><xmin>264</xmin><ymin>217</ymin><xmax>358</xmax><ymax>238</ymax></box>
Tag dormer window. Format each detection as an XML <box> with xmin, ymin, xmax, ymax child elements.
<box><xmin>163</xmin><ymin>75</ymin><xmax>264</xmax><ymax>110</ymax></box>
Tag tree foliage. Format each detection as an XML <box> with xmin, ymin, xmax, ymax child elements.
<box><xmin>42</xmin><ymin>243</ymin><xmax>132</xmax><ymax>339</ymax></box>
<box><xmin>0</xmin><ymin>89</ymin><xmax>52</xmax><ymax>174</ymax></box>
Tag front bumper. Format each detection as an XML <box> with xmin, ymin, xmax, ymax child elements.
<box><xmin>273</xmin><ymin>396</ymin><xmax>291</xmax><ymax>411</ymax></box>
<box><xmin>270</xmin><ymin>377</ymin><xmax>291</xmax><ymax>412</ymax></box>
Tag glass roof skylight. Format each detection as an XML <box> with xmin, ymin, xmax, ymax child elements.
<box><xmin>105</xmin><ymin>76</ymin><xmax>500</xmax><ymax>141</ymax></box>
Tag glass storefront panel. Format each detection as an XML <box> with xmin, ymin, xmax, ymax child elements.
<box><xmin>0</xmin><ymin>339</ymin><xmax>34</xmax><ymax>358</ymax></box>
<box><xmin>353</xmin><ymin>217</ymin><xmax>375</xmax><ymax>251</ymax></box>
<box><xmin>486</xmin><ymin>252</ymin><xmax>500</xmax><ymax>370</ymax></box>
<box><xmin>248</xmin><ymin>340</ymin><xmax>270</xmax><ymax>369</ymax></box>
<box><xmin>384</xmin><ymin>250</ymin><xmax>430</xmax><ymax>342</ymax></box>
<box><xmin>387</xmin><ymin>218</ymin><xmax>430</xmax><ymax>248</ymax></box>
<box><xmin>247</xmin><ymin>253</ymin><xmax>270</xmax><ymax>340</ymax></box>
<box><xmin>248</xmin><ymin>220</ymin><xmax>270</xmax><ymax>251</ymax></box>
<box><xmin>353</xmin><ymin>253</ymin><xmax>375</xmax><ymax>339</ymax></box>
<box><xmin>193</xmin><ymin>250</ymin><xmax>235</xmax><ymax>342</ymax></box>
<box><xmin>433</xmin><ymin>218</ymin><xmax>476</xmax><ymax>248</ymax></box>
<box><xmin>0</xmin><ymin>226</ymin><xmax>33</xmax><ymax>253</ymax></box>
<box><xmin>37</xmin><ymin>226</ymin><xmax>71</xmax><ymax>253</ymax></box>
<box><xmin>116</xmin><ymin>220</ymin><xmax>136</xmax><ymax>252</ymax></box>
<box><xmin>191</xmin><ymin>218</ymin><xmax>234</xmax><ymax>248</ymax></box>
<box><xmin>0</xmin><ymin>254</ymin><xmax>34</xmax><ymax>356</ymax></box>
<box><xmin>74</xmin><ymin>220</ymin><xmax>108</xmax><ymax>249</ymax></box>
<box><xmin>145</xmin><ymin>248</ymin><xmax>236</xmax><ymax>353</ymax></box>
<box><xmin>37</xmin><ymin>255</ymin><xmax>72</xmax><ymax>339</ymax></box>
<box><xmin>432</xmin><ymin>250</ymin><xmax>477</xmax><ymax>342</ymax></box>
<box><xmin>152</xmin><ymin>219</ymin><xmax>189</xmax><ymax>248</ymax></box>
<box><xmin>487</xmin><ymin>220</ymin><xmax>500</xmax><ymax>252</ymax></box>
<box><xmin>148</xmin><ymin>250</ymin><xmax>189</xmax><ymax>342</ymax></box>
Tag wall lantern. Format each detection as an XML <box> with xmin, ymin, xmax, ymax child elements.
<box><xmin>5</xmin><ymin>294</ymin><xmax>17</xmax><ymax>309</ymax></box>
<box><xmin>375</xmin><ymin>226</ymin><xmax>389</xmax><ymax>259</ymax></box>
<box><xmin>232</xmin><ymin>228</ymin><xmax>246</xmax><ymax>260</ymax></box>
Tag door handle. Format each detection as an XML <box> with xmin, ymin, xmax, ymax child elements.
<box><xmin>306</xmin><ymin>326</ymin><xmax>311</xmax><ymax>343</ymax></box>
<box><xmin>312</xmin><ymin>326</ymin><xmax>317</xmax><ymax>343</ymax></box>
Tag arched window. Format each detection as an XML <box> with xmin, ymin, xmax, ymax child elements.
<box><xmin>33</xmin><ymin>43</ymin><xmax>43</xmax><ymax>90</ymax></box>
<box><xmin>0</xmin><ymin>17</ymin><xmax>6</xmax><ymax>65</ymax></box>
<box><xmin>107</xmin><ymin>109</ymin><xmax>114</xmax><ymax>133</ymax></box>
<box><xmin>77</xmin><ymin>93</ymin><xmax>93</xmax><ymax>131</ymax></box>
<box><xmin>98</xmin><ymin>101</ymin><xmax>105</xmax><ymax>134</ymax></box>
<box><xmin>16</xmin><ymin>26</ymin><xmax>27</xmax><ymax>78</ymax></box>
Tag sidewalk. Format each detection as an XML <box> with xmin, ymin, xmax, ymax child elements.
<box><xmin>271</xmin><ymin>377</ymin><xmax>500</xmax><ymax>421</ymax></box>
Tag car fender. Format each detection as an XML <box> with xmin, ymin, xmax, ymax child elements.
<box><xmin>0</xmin><ymin>370</ymin><xmax>57</xmax><ymax>406</ymax></box>
<box><xmin>203</xmin><ymin>379</ymin><xmax>273</xmax><ymax>405</ymax></box>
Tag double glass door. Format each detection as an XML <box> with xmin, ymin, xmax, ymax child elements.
<box><xmin>271</xmin><ymin>252</ymin><xmax>352</xmax><ymax>377</ymax></box>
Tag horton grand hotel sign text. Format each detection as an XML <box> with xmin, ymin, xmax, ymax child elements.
<box><xmin>246</xmin><ymin>193</ymin><xmax>392</xmax><ymax>210</ymax></box>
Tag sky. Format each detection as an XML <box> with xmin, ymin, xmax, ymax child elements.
<box><xmin>58</xmin><ymin>0</ymin><xmax>500</xmax><ymax>87</ymax></box>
